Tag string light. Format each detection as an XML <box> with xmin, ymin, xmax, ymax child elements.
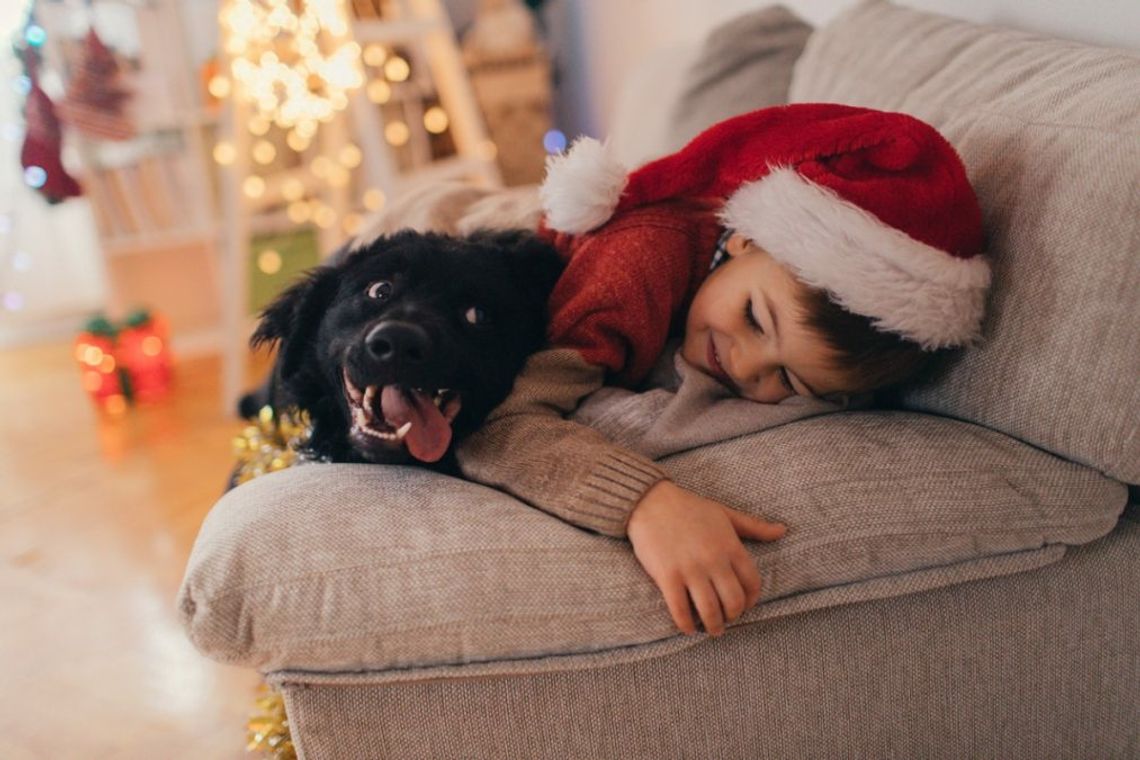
<box><xmin>219</xmin><ymin>0</ymin><xmax>363</xmax><ymax>135</ymax></box>
<box><xmin>363</xmin><ymin>44</ymin><xmax>387</xmax><ymax>67</ymax></box>
<box><xmin>252</xmin><ymin>139</ymin><xmax>277</xmax><ymax>164</ymax></box>
<box><xmin>338</xmin><ymin>144</ymin><xmax>362</xmax><ymax>168</ymax></box>
<box><xmin>383</xmin><ymin>56</ymin><xmax>410</xmax><ymax>83</ymax></box>
<box><xmin>385</xmin><ymin>121</ymin><xmax>410</xmax><ymax>146</ymax></box>
<box><xmin>208</xmin><ymin>75</ymin><xmax>232</xmax><ymax>98</ymax></box>
<box><xmin>248</xmin><ymin>115</ymin><xmax>272</xmax><ymax>135</ymax></box>
<box><xmin>362</xmin><ymin>188</ymin><xmax>385</xmax><ymax>211</ymax></box>
<box><xmin>286</xmin><ymin>130</ymin><xmax>310</xmax><ymax>151</ymax></box>
<box><xmin>213</xmin><ymin>141</ymin><xmax>237</xmax><ymax>165</ymax></box>
<box><xmin>242</xmin><ymin>175</ymin><xmax>266</xmax><ymax>199</ymax></box>
<box><xmin>366</xmin><ymin>80</ymin><xmax>391</xmax><ymax>104</ymax></box>
<box><xmin>287</xmin><ymin>200</ymin><xmax>311</xmax><ymax>223</ymax></box>
<box><xmin>313</xmin><ymin>203</ymin><xmax>337</xmax><ymax>229</ymax></box>
<box><xmin>257</xmin><ymin>249</ymin><xmax>283</xmax><ymax>274</ymax></box>
<box><xmin>423</xmin><ymin>106</ymin><xmax>448</xmax><ymax>134</ymax></box>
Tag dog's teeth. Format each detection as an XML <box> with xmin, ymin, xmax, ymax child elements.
<box><xmin>432</xmin><ymin>395</ymin><xmax>443</xmax><ymax>408</ymax></box>
<box><xmin>394</xmin><ymin>421</ymin><xmax>412</xmax><ymax>440</ymax></box>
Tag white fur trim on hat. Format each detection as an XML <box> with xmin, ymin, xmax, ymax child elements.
<box><xmin>540</xmin><ymin>137</ymin><xmax>628</xmax><ymax>234</ymax></box>
<box><xmin>720</xmin><ymin>167</ymin><xmax>992</xmax><ymax>350</ymax></box>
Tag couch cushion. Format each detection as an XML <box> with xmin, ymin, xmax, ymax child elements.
<box><xmin>665</xmin><ymin>5</ymin><xmax>812</xmax><ymax>151</ymax></box>
<box><xmin>789</xmin><ymin>0</ymin><xmax>1140</xmax><ymax>484</ymax></box>
<box><xmin>178</xmin><ymin>411</ymin><xmax>1124</xmax><ymax>674</ymax></box>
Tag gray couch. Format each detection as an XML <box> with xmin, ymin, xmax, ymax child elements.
<box><xmin>179</xmin><ymin>2</ymin><xmax>1140</xmax><ymax>757</ymax></box>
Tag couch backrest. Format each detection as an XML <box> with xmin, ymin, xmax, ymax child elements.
<box><xmin>789</xmin><ymin>0</ymin><xmax>1140</xmax><ymax>485</ymax></box>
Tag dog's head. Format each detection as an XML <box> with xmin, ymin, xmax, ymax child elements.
<box><xmin>252</xmin><ymin>229</ymin><xmax>563</xmax><ymax>465</ymax></box>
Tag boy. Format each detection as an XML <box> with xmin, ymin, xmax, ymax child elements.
<box><xmin>456</xmin><ymin>103</ymin><xmax>991</xmax><ymax>637</ymax></box>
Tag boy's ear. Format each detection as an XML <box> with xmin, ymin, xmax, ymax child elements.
<box><xmin>250</xmin><ymin>266</ymin><xmax>339</xmax><ymax>384</ymax></box>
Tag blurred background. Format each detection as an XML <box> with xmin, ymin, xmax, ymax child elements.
<box><xmin>1</xmin><ymin>0</ymin><xmax>1136</xmax><ymax>757</ymax></box>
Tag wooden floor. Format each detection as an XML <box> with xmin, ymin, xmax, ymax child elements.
<box><xmin>0</xmin><ymin>341</ymin><xmax>269</xmax><ymax>759</ymax></box>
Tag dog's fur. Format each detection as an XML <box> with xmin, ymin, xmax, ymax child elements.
<box><xmin>247</xmin><ymin>229</ymin><xmax>563</xmax><ymax>472</ymax></box>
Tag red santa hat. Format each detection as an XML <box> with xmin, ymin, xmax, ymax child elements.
<box><xmin>539</xmin><ymin>103</ymin><xmax>991</xmax><ymax>350</ymax></box>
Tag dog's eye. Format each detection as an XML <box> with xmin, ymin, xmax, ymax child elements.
<box><xmin>464</xmin><ymin>306</ymin><xmax>489</xmax><ymax>326</ymax></box>
<box><xmin>367</xmin><ymin>281</ymin><xmax>393</xmax><ymax>301</ymax></box>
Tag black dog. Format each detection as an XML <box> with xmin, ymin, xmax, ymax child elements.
<box><xmin>246</xmin><ymin>229</ymin><xmax>563</xmax><ymax>472</ymax></box>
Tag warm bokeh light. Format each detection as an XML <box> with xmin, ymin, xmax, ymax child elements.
<box><xmin>287</xmin><ymin>200</ymin><xmax>311</xmax><ymax>223</ymax></box>
<box><xmin>384</xmin><ymin>121</ymin><xmax>410</xmax><ymax>146</ymax></box>
<box><xmin>252</xmin><ymin>139</ymin><xmax>277</xmax><ymax>164</ymax></box>
<box><xmin>212</xmin><ymin>141</ymin><xmax>237</xmax><ymax>165</ymax></box>
<box><xmin>207</xmin><ymin>74</ymin><xmax>232</xmax><ymax>98</ymax></box>
<box><xmin>362</xmin><ymin>188</ymin><xmax>386</xmax><ymax>211</ymax></box>
<box><xmin>363</xmin><ymin>44</ymin><xmax>387</xmax><ymax>67</ymax></box>
<box><xmin>366</xmin><ymin>79</ymin><xmax>391</xmax><ymax>104</ymax></box>
<box><xmin>338</xmin><ymin>144</ymin><xmax>362</xmax><ymax>168</ymax></box>
<box><xmin>242</xmin><ymin>175</ymin><xmax>266</xmax><ymax>199</ymax></box>
<box><xmin>257</xmin><ymin>249</ymin><xmax>283</xmax><ymax>274</ymax></box>
<box><xmin>313</xmin><ymin>204</ymin><xmax>337</xmax><ymax>229</ymax></box>
<box><xmin>219</xmin><ymin>0</ymin><xmax>364</xmax><ymax>134</ymax></box>
<box><xmin>286</xmin><ymin>129</ymin><xmax>310</xmax><ymax>152</ymax></box>
<box><xmin>423</xmin><ymin>106</ymin><xmax>448</xmax><ymax>134</ymax></box>
<box><xmin>384</xmin><ymin>56</ymin><xmax>410</xmax><ymax>82</ymax></box>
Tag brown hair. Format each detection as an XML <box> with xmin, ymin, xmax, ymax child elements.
<box><xmin>796</xmin><ymin>286</ymin><xmax>950</xmax><ymax>398</ymax></box>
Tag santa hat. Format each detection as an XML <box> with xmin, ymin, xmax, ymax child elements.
<box><xmin>540</xmin><ymin>103</ymin><xmax>991</xmax><ymax>350</ymax></box>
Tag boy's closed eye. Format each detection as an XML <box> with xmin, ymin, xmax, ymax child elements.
<box><xmin>743</xmin><ymin>297</ymin><xmax>797</xmax><ymax>395</ymax></box>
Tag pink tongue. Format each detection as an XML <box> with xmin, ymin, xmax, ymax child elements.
<box><xmin>379</xmin><ymin>386</ymin><xmax>453</xmax><ymax>462</ymax></box>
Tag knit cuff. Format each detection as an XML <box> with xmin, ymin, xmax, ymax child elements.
<box><xmin>568</xmin><ymin>449</ymin><xmax>669</xmax><ymax>538</ymax></box>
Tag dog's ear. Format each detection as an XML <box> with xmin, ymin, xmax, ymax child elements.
<box><xmin>474</xmin><ymin>229</ymin><xmax>564</xmax><ymax>299</ymax></box>
<box><xmin>250</xmin><ymin>266</ymin><xmax>339</xmax><ymax>384</ymax></box>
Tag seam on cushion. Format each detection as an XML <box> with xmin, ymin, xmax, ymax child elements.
<box><xmin>200</xmin><ymin>545</ymin><xmax>623</xmax><ymax>600</ymax></box>
<box><xmin>752</xmin><ymin>516</ymin><xmax>1117</xmax><ymax>558</ymax></box>
<box><xmin>202</xmin><ymin>512</ymin><xmax>1117</xmax><ymax>603</ymax></box>
<box><xmin>257</xmin><ymin>599</ymin><xmax>672</xmax><ymax>649</ymax></box>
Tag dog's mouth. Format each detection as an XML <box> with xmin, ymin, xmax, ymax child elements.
<box><xmin>343</xmin><ymin>368</ymin><xmax>462</xmax><ymax>463</ymax></box>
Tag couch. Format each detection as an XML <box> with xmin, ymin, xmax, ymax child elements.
<box><xmin>178</xmin><ymin>2</ymin><xmax>1140</xmax><ymax>757</ymax></box>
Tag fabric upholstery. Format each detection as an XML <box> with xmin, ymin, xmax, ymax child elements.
<box><xmin>178</xmin><ymin>411</ymin><xmax>1124</xmax><ymax>673</ymax></box>
<box><xmin>276</xmin><ymin>514</ymin><xmax>1140</xmax><ymax>760</ymax></box>
<box><xmin>666</xmin><ymin>5</ymin><xmax>813</xmax><ymax>151</ymax></box>
<box><xmin>790</xmin><ymin>0</ymin><xmax>1140</xmax><ymax>484</ymax></box>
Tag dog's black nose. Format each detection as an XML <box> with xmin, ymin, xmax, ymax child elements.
<box><xmin>366</xmin><ymin>322</ymin><xmax>431</xmax><ymax>367</ymax></box>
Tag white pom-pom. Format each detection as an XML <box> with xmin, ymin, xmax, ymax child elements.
<box><xmin>539</xmin><ymin>137</ymin><xmax>627</xmax><ymax>234</ymax></box>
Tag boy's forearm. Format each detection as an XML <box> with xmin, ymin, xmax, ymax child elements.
<box><xmin>455</xmin><ymin>348</ymin><xmax>670</xmax><ymax>538</ymax></box>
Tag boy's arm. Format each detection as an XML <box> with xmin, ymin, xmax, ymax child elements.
<box><xmin>455</xmin><ymin>347</ymin><xmax>669</xmax><ymax>538</ymax></box>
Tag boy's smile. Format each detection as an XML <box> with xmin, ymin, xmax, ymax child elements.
<box><xmin>682</xmin><ymin>234</ymin><xmax>846</xmax><ymax>403</ymax></box>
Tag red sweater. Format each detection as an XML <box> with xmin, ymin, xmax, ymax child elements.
<box><xmin>538</xmin><ymin>199</ymin><xmax>723</xmax><ymax>387</ymax></box>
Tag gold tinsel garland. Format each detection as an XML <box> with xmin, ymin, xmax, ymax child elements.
<box><xmin>232</xmin><ymin>406</ymin><xmax>312</xmax><ymax>757</ymax></box>
<box><xmin>247</xmin><ymin>684</ymin><xmax>297</xmax><ymax>760</ymax></box>
<box><xmin>231</xmin><ymin>404</ymin><xmax>315</xmax><ymax>486</ymax></box>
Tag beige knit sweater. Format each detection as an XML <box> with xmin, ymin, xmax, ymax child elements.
<box><xmin>456</xmin><ymin>342</ymin><xmax>857</xmax><ymax>538</ymax></box>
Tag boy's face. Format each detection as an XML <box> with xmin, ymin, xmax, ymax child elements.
<box><xmin>682</xmin><ymin>235</ymin><xmax>847</xmax><ymax>403</ymax></box>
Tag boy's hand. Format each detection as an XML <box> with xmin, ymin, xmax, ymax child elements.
<box><xmin>626</xmin><ymin>480</ymin><xmax>786</xmax><ymax>637</ymax></box>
